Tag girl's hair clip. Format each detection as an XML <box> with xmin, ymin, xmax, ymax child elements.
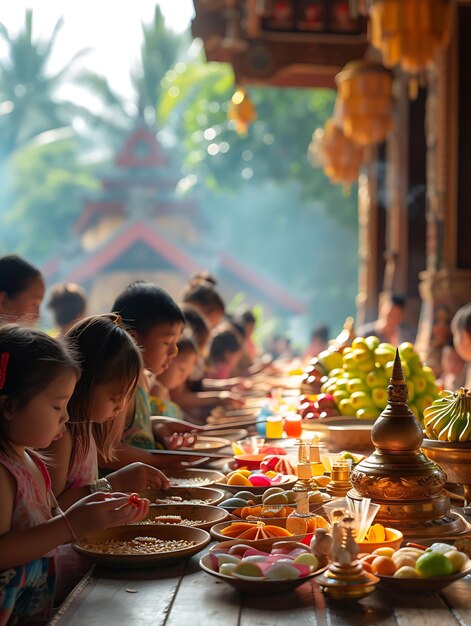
<box><xmin>0</xmin><ymin>352</ymin><xmax>10</xmax><ymax>392</ymax></box>
<box><xmin>110</xmin><ymin>313</ymin><xmax>124</xmax><ymax>328</ymax></box>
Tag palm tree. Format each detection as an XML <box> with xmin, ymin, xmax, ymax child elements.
<box><xmin>0</xmin><ymin>9</ymin><xmax>89</xmax><ymax>159</ymax></box>
<box><xmin>77</xmin><ymin>5</ymin><xmax>189</xmax><ymax>143</ymax></box>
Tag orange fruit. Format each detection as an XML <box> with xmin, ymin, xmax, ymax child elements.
<box><xmin>372</xmin><ymin>547</ymin><xmax>395</xmax><ymax>558</ymax></box>
<box><xmin>371</xmin><ymin>556</ymin><xmax>397</xmax><ymax>576</ymax></box>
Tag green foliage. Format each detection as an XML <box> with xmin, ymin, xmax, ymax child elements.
<box><xmin>5</xmin><ymin>138</ymin><xmax>99</xmax><ymax>260</ymax></box>
<box><xmin>0</xmin><ymin>9</ymin><xmax>89</xmax><ymax>158</ymax></box>
<box><xmin>159</xmin><ymin>57</ymin><xmax>357</xmax><ymax>229</ymax></box>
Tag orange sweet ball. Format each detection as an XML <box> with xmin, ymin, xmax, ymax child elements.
<box><xmin>371</xmin><ymin>556</ymin><xmax>397</xmax><ymax>576</ymax></box>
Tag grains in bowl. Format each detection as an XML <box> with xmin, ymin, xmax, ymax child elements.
<box><xmin>153</xmin><ymin>496</ymin><xmax>210</xmax><ymax>505</ymax></box>
<box><xmin>136</xmin><ymin>515</ymin><xmax>204</xmax><ymax>527</ymax></box>
<box><xmin>168</xmin><ymin>477</ymin><xmax>214</xmax><ymax>487</ymax></box>
<box><xmin>80</xmin><ymin>537</ymin><xmax>196</xmax><ymax>555</ymax></box>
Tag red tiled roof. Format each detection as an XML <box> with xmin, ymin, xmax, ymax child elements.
<box><xmin>66</xmin><ymin>223</ymin><xmax>199</xmax><ymax>283</ymax></box>
<box><xmin>43</xmin><ymin>223</ymin><xmax>306</xmax><ymax>315</ymax></box>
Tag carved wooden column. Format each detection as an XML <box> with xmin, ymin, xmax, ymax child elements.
<box><xmin>356</xmin><ymin>148</ymin><xmax>379</xmax><ymax>328</ymax></box>
<box><xmin>415</xmin><ymin>2</ymin><xmax>471</xmax><ymax>371</ymax></box>
<box><xmin>381</xmin><ymin>72</ymin><xmax>409</xmax><ymax>302</ymax></box>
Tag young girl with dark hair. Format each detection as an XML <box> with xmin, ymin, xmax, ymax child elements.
<box><xmin>0</xmin><ymin>255</ymin><xmax>45</xmax><ymax>326</ymax></box>
<box><xmin>0</xmin><ymin>325</ymin><xmax>148</xmax><ymax>625</ymax></box>
<box><xmin>46</xmin><ymin>315</ymin><xmax>169</xmax><ymax>511</ymax></box>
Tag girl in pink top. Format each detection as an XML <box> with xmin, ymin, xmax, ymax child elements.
<box><xmin>46</xmin><ymin>315</ymin><xmax>170</xmax><ymax>511</ymax></box>
<box><xmin>0</xmin><ymin>325</ymin><xmax>149</xmax><ymax>625</ymax></box>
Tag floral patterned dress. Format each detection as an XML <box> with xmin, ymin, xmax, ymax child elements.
<box><xmin>0</xmin><ymin>451</ymin><xmax>57</xmax><ymax>626</ymax></box>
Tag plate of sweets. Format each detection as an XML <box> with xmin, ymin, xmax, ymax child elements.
<box><xmin>73</xmin><ymin>524</ymin><xmax>211</xmax><ymax>568</ymax></box>
<box><xmin>216</xmin><ymin>462</ymin><xmax>298</xmax><ymax>495</ymax></box>
<box><xmin>218</xmin><ymin>487</ymin><xmax>330</xmax><ymax>514</ymax></box>
<box><xmin>359</xmin><ymin>540</ymin><xmax>471</xmax><ymax>593</ymax></box>
<box><xmin>139</xmin><ymin>486</ymin><xmax>226</xmax><ymax>506</ymax></box>
<box><xmin>210</xmin><ymin>520</ymin><xmax>305</xmax><ymax>547</ymax></box>
<box><xmin>200</xmin><ymin>539</ymin><xmax>326</xmax><ymax>594</ymax></box>
<box><xmin>130</xmin><ymin>503</ymin><xmax>231</xmax><ymax>531</ymax></box>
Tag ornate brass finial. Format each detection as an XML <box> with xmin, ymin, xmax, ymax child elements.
<box><xmin>388</xmin><ymin>349</ymin><xmax>409</xmax><ymax>404</ymax></box>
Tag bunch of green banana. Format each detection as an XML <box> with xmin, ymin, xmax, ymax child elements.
<box><xmin>423</xmin><ymin>388</ymin><xmax>471</xmax><ymax>442</ymax></box>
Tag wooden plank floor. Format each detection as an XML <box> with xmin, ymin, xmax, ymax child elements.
<box><xmin>49</xmin><ymin>548</ymin><xmax>471</xmax><ymax>626</ymax></box>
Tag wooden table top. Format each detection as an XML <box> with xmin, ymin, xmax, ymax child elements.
<box><xmin>48</xmin><ymin>546</ymin><xmax>471</xmax><ymax>626</ymax></box>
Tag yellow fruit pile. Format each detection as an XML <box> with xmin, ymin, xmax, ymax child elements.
<box><xmin>317</xmin><ymin>338</ymin><xmax>439</xmax><ymax>423</ymax></box>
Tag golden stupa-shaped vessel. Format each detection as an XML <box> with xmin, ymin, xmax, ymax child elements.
<box><xmin>349</xmin><ymin>350</ymin><xmax>468</xmax><ymax>538</ymax></box>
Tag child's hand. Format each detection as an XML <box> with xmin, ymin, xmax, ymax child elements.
<box><xmin>219</xmin><ymin>391</ymin><xmax>245</xmax><ymax>408</ymax></box>
<box><xmin>151</xmin><ymin>417</ymin><xmax>201</xmax><ymax>450</ymax></box>
<box><xmin>64</xmin><ymin>492</ymin><xmax>150</xmax><ymax>538</ymax></box>
<box><xmin>108</xmin><ymin>462</ymin><xmax>170</xmax><ymax>492</ymax></box>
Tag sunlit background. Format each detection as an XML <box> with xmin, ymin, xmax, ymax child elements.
<box><xmin>0</xmin><ymin>0</ymin><xmax>358</xmax><ymax>351</ymax></box>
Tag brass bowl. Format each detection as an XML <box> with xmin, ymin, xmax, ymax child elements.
<box><xmin>377</xmin><ymin>558</ymin><xmax>471</xmax><ymax>594</ymax></box>
<box><xmin>422</xmin><ymin>439</ymin><xmax>471</xmax><ymax>502</ymax></box>
<box><xmin>358</xmin><ymin>527</ymin><xmax>403</xmax><ymax>553</ymax></box>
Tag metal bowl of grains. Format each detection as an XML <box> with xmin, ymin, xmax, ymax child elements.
<box><xmin>166</xmin><ymin>468</ymin><xmax>225</xmax><ymax>488</ymax></box>
<box><xmin>129</xmin><ymin>504</ymin><xmax>231</xmax><ymax>531</ymax></box>
<box><xmin>73</xmin><ymin>524</ymin><xmax>211</xmax><ymax>568</ymax></box>
<box><xmin>139</xmin><ymin>486</ymin><xmax>226</xmax><ymax>506</ymax></box>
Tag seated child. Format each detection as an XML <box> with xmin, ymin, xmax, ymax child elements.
<box><xmin>206</xmin><ymin>325</ymin><xmax>243</xmax><ymax>379</ymax></box>
<box><xmin>182</xmin><ymin>272</ymin><xmax>225</xmax><ymax>329</ymax></box>
<box><xmin>0</xmin><ymin>254</ymin><xmax>45</xmax><ymax>326</ymax></box>
<box><xmin>0</xmin><ymin>326</ymin><xmax>148</xmax><ymax>625</ymax></box>
<box><xmin>101</xmin><ymin>282</ymin><xmax>202</xmax><ymax>469</ymax></box>
<box><xmin>46</xmin><ymin>314</ymin><xmax>169</xmax><ymax>511</ymax></box>
<box><xmin>437</xmin><ymin>342</ymin><xmax>466</xmax><ymax>391</ymax></box>
<box><xmin>451</xmin><ymin>303</ymin><xmax>471</xmax><ymax>388</ymax></box>
<box><xmin>150</xmin><ymin>335</ymin><xmax>198</xmax><ymax>422</ymax></box>
<box><xmin>47</xmin><ymin>282</ymin><xmax>87</xmax><ymax>336</ymax></box>
<box><xmin>170</xmin><ymin>308</ymin><xmax>245</xmax><ymax>423</ymax></box>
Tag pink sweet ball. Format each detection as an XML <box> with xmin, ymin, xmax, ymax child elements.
<box><xmin>249</xmin><ymin>474</ymin><xmax>272</xmax><ymax>486</ymax></box>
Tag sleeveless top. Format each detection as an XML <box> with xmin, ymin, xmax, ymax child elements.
<box><xmin>0</xmin><ymin>450</ymin><xmax>55</xmax><ymax>529</ymax></box>
<box><xmin>0</xmin><ymin>451</ymin><xmax>57</xmax><ymax>625</ymax></box>
<box><xmin>123</xmin><ymin>386</ymin><xmax>155</xmax><ymax>449</ymax></box>
<box><xmin>65</xmin><ymin>430</ymin><xmax>98</xmax><ymax>489</ymax></box>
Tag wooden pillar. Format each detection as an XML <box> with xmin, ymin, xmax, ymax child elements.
<box><xmin>415</xmin><ymin>1</ymin><xmax>471</xmax><ymax>370</ymax></box>
<box><xmin>356</xmin><ymin>148</ymin><xmax>378</xmax><ymax>327</ymax></box>
<box><xmin>382</xmin><ymin>72</ymin><xmax>409</xmax><ymax>302</ymax></box>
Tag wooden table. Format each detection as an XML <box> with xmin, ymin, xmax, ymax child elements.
<box><xmin>49</xmin><ymin>547</ymin><xmax>471</xmax><ymax>626</ymax></box>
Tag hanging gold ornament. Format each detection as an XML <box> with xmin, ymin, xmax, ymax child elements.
<box><xmin>228</xmin><ymin>88</ymin><xmax>257</xmax><ymax>135</ymax></box>
<box><xmin>335</xmin><ymin>60</ymin><xmax>393</xmax><ymax>146</ymax></box>
<box><xmin>308</xmin><ymin>119</ymin><xmax>363</xmax><ymax>187</ymax></box>
<box><xmin>368</xmin><ymin>0</ymin><xmax>451</xmax><ymax>95</ymax></box>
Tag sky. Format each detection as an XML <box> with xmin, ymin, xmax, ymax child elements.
<box><xmin>0</xmin><ymin>0</ymin><xmax>195</xmax><ymax>99</ymax></box>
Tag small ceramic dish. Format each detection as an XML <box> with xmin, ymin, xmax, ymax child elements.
<box><xmin>129</xmin><ymin>503</ymin><xmax>231</xmax><ymax>531</ymax></box>
<box><xmin>377</xmin><ymin>558</ymin><xmax>471</xmax><ymax>593</ymax></box>
<box><xmin>139</xmin><ymin>486</ymin><xmax>226</xmax><ymax>506</ymax></box>
<box><xmin>358</xmin><ymin>527</ymin><xmax>404</xmax><ymax>553</ymax></box>
<box><xmin>73</xmin><ymin>525</ymin><xmax>211</xmax><ymax>568</ymax></box>
<box><xmin>234</xmin><ymin>454</ymin><xmax>267</xmax><ymax>470</ymax></box>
